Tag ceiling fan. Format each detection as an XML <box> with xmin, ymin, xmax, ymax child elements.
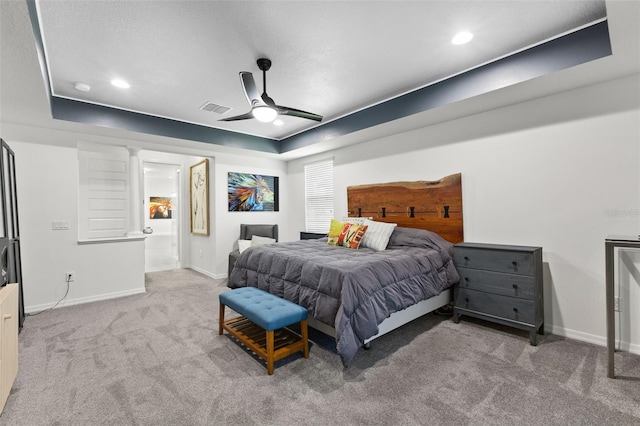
<box><xmin>220</xmin><ymin>58</ymin><xmax>323</xmax><ymax>123</ymax></box>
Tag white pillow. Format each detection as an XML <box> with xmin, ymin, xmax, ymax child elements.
<box><xmin>238</xmin><ymin>239</ymin><xmax>252</xmax><ymax>254</ymax></box>
<box><xmin>251</xmin><ymin>235</ymin><xmax>276</xmax><ymax>246</ymax></box>
<box><xmin>361</xmin><ymin>219</ymin><xmax>397</xmax><ymax>251</ymax></box>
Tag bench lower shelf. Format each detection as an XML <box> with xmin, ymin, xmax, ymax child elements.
<box><xmin>220</xmin><ymin>316</ymin><xmax>308</xmax><ymax>375</ymax></box>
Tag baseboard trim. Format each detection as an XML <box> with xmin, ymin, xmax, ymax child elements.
<box><xmin>188</xmin><ymin>265</ymin><xmax>226</xmax><ymax>280</ymax></box>
<box><xmin>25</xmin><ymin>287</ymin><xmax>146</xmax><ymax>314</ymax></box>
<box><xmin>547</xmin><ymin>324</ymin><xmax>640</xmax><ymax>356</ymax></box>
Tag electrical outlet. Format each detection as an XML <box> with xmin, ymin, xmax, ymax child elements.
<box><xmin>65</xmin><ymin>272</ymin><xmax>75</xmax><ymax>283</ymax></box>
<box><xmin>614</xmin><ymin>297</ymin><xmax>621</xmax><ymax>312</ymax></box>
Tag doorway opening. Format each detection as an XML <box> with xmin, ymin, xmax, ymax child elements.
<box><xmin>143</xmin><ymin>162</ymin><xmax>181</xmax><ymax>272</ymax></box>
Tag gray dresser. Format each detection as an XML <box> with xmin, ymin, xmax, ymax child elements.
<box><xmin>452</xmin><ymin>242</ymin><xmax>544</xmax><ymax>345</ymax></box>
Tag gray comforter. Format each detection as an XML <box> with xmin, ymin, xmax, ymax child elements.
<box><xmin>227</xmin><ymin>226</ymin><xmax>459</xmax><ymax>366</ymax></box>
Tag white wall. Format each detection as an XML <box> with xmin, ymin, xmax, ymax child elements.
<box><xmin>3</xmin><ymin>129</ymin><xmax>288</xmax><ymax>311</ymax></box>
<box><xmin>144</xmin><ymin>170</ymin><xmax>178</xmax><ymax>236</ymax></box>
<box><xmin>5</xmin><ymin>67</ymin><xmax>639</xmax><ymax>353</ymax></box>
<box><xmin>287</xmin><ymin>73</ymin><xmax>640</xmax><ymax>353</ymax></box>
<box><xmin>184</xmin><ymin>154</ymin><xmax>216</xmax><ymax>277</ymax></box>
<box><xmin>11</xmin><ymin>142</ymin><xmax>145</xmax><ymax>312</ymax></box>
<box><xmin>128</xmin><ymin>149</ymin><xmax>287</xmax><ymax>279</ymax></box>
<box><xmin>212</xmin><ymin>154</ymin><xmax>289</xmax><ymax>276</ymax></box>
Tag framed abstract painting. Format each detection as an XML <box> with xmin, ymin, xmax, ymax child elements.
<box><xmin>228</xmin><ymin>172</ymin><xmax>279</xmax><ymax>212</ymax></box>
<box><xmin>190</xmin><ymin>159</ymin><xmax>209</xmax><ymax>235</ymax></box>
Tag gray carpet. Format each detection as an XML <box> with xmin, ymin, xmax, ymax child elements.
<box><xmin>2</xmin><ymin>268</ymin><xmax>639</xmax><ymax>425</ymax></box>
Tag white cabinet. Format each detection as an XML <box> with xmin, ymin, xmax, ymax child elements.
<box><xmin>0</xmin><ymin>283</ymin><xmax>18</xmax><ymax>413</ymax></box>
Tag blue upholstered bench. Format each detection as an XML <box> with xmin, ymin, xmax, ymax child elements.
<box><xmin>218</xmin><ymin>287</ymin><xmax>309</xmax><ymax>375</ymax></box>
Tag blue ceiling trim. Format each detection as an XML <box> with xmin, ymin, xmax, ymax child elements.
<box><xmin>280</xmin><ymin>20</ymin><xmax>611</xmax><ymax>153</ymax></box>
<box><xmin>25</xmin><ymin>0</ymin><xmax>279</xmax><ymax>154</ymax></box>
<box><xmin>50</xmin><ymin>97</ymin><xmax>281</xmax><ymax>154</ymax></box>
<box><xmin>27</xmin><ymin>0</ymin><xmax>611</xmax><ymax>155</ymax></box>
<box><xmin>25</xmin><ymin>0</ymin><xmax>52</xmax><ymax>104</ymax></box>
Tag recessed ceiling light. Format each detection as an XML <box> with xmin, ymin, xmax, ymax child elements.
<box><xmin>111</xmin><ymin>79</ymin><xmax>130</xmax><ymax>89</ymax></box>
<box><xmin>452</xmin><ymin>31</ymin><xmax>473</xmax><ymax>45</ymax></box>
<box><xmin>74</xmin><ymin>82</ymin><xmax>91</xmax><ymax>92</ymax></box>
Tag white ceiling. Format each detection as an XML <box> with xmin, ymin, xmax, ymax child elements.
<box><xmin>1</xmin><ymin>1</ymin><xmax>639</xmax><ymax>160</ymax></box>
<box><xmin>34</xmin><ymin>0</ymin><xmax>607</xmax><ymax>141</ymax></box>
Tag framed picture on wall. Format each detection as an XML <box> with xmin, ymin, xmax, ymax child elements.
<box><xmin>190</xmin><ymin>159</ymin><xmax>209</xmax><ymax>235</ymax></box>
<box><xmin>149</xmin><ymin>196</ymin><xmax>173</xmax><ymax>219</ymax></box>
<box><xmin>227</xmin><ymin>172</ymin><xmax>279</xmax><ymax>212</ymax></box>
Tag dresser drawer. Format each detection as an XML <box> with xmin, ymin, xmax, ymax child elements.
<box><xmin>453</xmin><ymin>247</ymin><xmax>535</xmax><ymax>275</ymax></box>
<box><xmin>455</xmin><ymin>288</ymin><xmax>535</xmax><ymax>325</ymax></box>
<box><xmin>457</xmin><ymin>267</ymin><xmax>535</xmax><ymax>299</ymax></box>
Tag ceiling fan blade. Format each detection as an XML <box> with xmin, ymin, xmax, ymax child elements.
<box><xmin>240</xmin><ymin>72</ymin><xmax>267</xmax><ymax>107</ymax></box>
<box><xmin>222</xmin><ymin>62</ymin><xmax>321</xmax><ymax>123</ymax></box>
<box><xmin>261</xmin><ymin>93</ymin><xmax>276</xmax><ymax>107</ymax></box>
<box><xmin>219</xmin><ymin>111</ymin><xmax>255</xmax><ymax>122</ymax></box>
<box><xmin>220</xmin><ymin>72</ymin><xmax>268</xmax><ymax>122</ymax></box>
<box><xmin>276</xmin><ymin>105</ymin><xmax>323</xmax><ymax>122</ymax></box>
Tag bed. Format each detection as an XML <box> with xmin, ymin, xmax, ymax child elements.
<box><xmin>227</xmin><ymin>173</ymin><xmax>463</xmax><ymax>366</ymax></box>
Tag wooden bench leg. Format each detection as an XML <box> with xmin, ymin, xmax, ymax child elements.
<box><xmin>266</xmin><ymin>330</ymin><xmax>275</xmax><ymax>375</ymax></box>
<box><xmin>219</xmin><ymin>302</ymin><xmax>225</xmax><ymax>335</ymax></box>
<box><xmin>301</xmin><ymin>319</ymin><xmax>309</xmax><ymax>359</ymax></box>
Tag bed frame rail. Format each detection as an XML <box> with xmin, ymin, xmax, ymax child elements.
<box><xmin>307</xmin><ymin>288</ymin><xmax>452</xmax><ymax>345</ymax></box>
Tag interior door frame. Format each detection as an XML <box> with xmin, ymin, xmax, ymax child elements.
<box><xmin>0</xmin><ymin>139</ymin><xmax>24</xmax><ymax>328</ymax></box>
<box><xmin>142</xmin><ymin>161</ymin><xmax>182</xmax><ymax>271</ymax></box>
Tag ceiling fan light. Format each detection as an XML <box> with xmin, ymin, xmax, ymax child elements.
<box><xmin>452</xmin><ymin>31</ymin><xmax>473</xmax><ymax>45</ymax></box>
<box><xmin>252</xmin><ymin>106</ymin><xmax>277</xmax><ymax>122</ymax></box>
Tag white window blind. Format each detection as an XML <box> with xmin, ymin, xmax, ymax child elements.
<box><xmin>304</xmin><ymin>159</ymin><xmax>334</xmax><ymax>233</ymax></box>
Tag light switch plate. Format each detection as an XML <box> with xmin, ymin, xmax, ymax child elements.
<box><xmin>52</xmin><ymin>220</ymin><xmax>70</xmax><ymax>230</ymax></box>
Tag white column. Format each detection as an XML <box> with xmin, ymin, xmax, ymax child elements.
<box><xmin>127</xmin><ymin>147</ymin><xmax>143</xmax><ymax>236</ymax></box>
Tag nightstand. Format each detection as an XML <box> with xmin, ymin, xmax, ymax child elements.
<box><xmin>452</xmin><ymin>242</ymin><xmax>544</xmax><ymax>345</ymax></box>
<box><xmin>300</xmin><ymin>232</ymin><xmax>327</xmax><ymax>240</ymax></box>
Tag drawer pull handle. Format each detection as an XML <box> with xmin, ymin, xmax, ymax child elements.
<box><xmin>3</xmin><ymin>314</ymin><xmax>11</xmax><ymax>320</ymax></box>
<box><xmin>513</xmin><ymin>308</ymin><xmax>518</xmax><ymax>313</ymax></box>
<box><xmin>464</xmin><ymin>256</ymin><xmax>470</xmax><ymax>263</ymax></box>
<box><xmin>512</xmin><ymin>284</ymin><xmax>518</xmax><ymax>289</ymax></box>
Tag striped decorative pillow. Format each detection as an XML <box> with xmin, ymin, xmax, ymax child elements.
<box><xmin>361</xmin><ymin>219</ymin><xmax>397</xmax><ymax>251</ymax></box>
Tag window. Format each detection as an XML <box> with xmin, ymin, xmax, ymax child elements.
<box><xmin>304</xmin><ymin>159</ymin><xmax>333</xmax><ymax>233</ymax></box>
<box><xmin>78</xmin><ymin>146</ymin><xmax>130</xmax><ymax>240</ymax></box>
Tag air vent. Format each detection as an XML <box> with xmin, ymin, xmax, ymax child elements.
<box><xmin>200</xmin><ymin>102</ymin><xmax>231</xmax><ymax>115</ymax></box>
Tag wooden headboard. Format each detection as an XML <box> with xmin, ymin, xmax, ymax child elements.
<box><xmin>347</xmin><ymin>173</ymin><xmax>463</xmax><ymax>244</ymax></box>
